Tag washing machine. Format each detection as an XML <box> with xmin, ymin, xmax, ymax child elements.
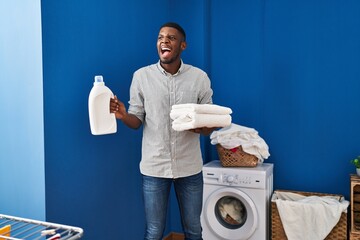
<box><xmin>201</xmin><ymin>160</ymin><xmax>273</xmax><ymax>240</ymax></box>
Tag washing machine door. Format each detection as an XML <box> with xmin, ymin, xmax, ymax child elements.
<box><xmin>203</xmin><ymin>187</ymin><xmax>258</xmax><ymax>240</ymax></box>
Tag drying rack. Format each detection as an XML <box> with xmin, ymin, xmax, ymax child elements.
<box><xmin>0</xmin><ymin>214</ymin><xmax>83</xmax><ymax>240</ymax></box>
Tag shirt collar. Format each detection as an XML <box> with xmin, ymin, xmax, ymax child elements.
<box><xmin>157</xmin><ymin>60</ymin><xmax>184</xmax><ymax>76</ymax></box>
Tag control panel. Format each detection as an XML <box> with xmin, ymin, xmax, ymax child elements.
<box><xmin>202</xmin><ymin>160</ymin><xmax>273</xmax><ymax>189</ymax></box>
<box><xmin>204</xmin><ymin>171</ymin><xmax>266</xmax><ymax>189</ymax></box>
<box><xmin>221</xmin><ymin>174</ymin><xmax>252</xmax><ymax>185</ymax></box>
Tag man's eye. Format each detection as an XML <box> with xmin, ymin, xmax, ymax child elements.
<box><xmin>169</xmin><ymin>36</ymin><xmax>176</xmax><ymax>41</ymax></box>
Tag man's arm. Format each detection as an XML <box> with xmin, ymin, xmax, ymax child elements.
<box><xmin>110</xmin><ymin>96</ymin><xmax>142</xmax><ymax>129</ymax></box>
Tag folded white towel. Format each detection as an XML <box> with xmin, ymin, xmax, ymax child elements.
<box><xmin>170</xmin><ymin>110</ymin><xmax>191</xmax><ymax>120</ymax></box>
<box><xmin>172</xmin><ymin>113</ymin><xmax>232</xmax><ymax>131</ymax></box>
<box><xmin>170</xmin><ymin>104</ymin><xmax>232</xmax><ymax>131</ymax></box>
<box><xmin>273</xmin><ymin>191</ymin><xmax>349</xmax><ymax>240</ymax></box>
<box><xmin>171</xmin><ymin>103</ymin><xmax>232</xmax><ymax>115</ymax></box>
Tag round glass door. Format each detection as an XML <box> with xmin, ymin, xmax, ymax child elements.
<box><xmin>203</xmin><ymin>188</ymin><xmax>258</xmax><ymax>240</ymax></box>
<box><xmin>215</xmin><ymin>196</ymin><xmax>247</xmax><ymax>229</ymax></box>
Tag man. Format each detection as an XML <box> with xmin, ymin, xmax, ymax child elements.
<box><xmin>110</xmin><ymin>22</ymin><xmax>214</xmax><ymax>240</ymax></box>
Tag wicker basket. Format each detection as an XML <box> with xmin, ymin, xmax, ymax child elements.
<box><xmin>350</xmin><ymin>231</ymin><xmax>360</xmax><ymax>240</ymax></box>
<box><xmin>216</xmin><ymin>144</ymin><xmax>258</xmax><ymax>167</ymax></box>
<box><xmin>271</xmin><ymin>190</ymin><xmax>348</xmax><ymax>240</ymax></box>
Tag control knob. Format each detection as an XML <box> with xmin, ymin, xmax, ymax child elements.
<box><xmin>227</xmin><ymin>175</ymin><xmax>235</xmax><ymax>183</ymax></box>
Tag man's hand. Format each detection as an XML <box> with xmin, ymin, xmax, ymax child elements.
<box><xmin>110</xmin><ymin>95</ymin><xmax>142</xmax><ymax>129</ymax></box>
<box><xmin>189</xmin><ymin>127</ymin><xmax>217</xmax><ymax>136</ymax></box>
<box><xmin>110</xmin><ymin>95</ymin><xmax>127</xmax><ymax>120</ymax></box>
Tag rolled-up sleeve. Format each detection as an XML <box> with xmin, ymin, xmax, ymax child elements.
<box><xmin>128</xmin><ymin>71</ymin><xmax>145</xmax><ymax>123</ymax></box>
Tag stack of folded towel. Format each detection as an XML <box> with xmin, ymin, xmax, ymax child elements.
<box><xmin>210</xmin><ymin>123</ymin><xmax>270</xmax><ymax>162</ymax></box>
<box><xmin>170</xmin><ymin>103</ymin><xmax>232</xmax><ymax>131</ymax></box>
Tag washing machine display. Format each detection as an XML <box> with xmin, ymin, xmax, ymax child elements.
<box><xmin>201</xmin><ymin>160</ymin><xmax>273</xmax><ymax>240</ymax></box>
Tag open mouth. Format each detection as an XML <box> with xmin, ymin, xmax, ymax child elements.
<box><xmin>161</xmin><ymin>46</ymin><xmax>171</xmax><ymax>57</ymax></box>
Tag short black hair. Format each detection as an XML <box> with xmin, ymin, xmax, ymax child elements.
<box><xmin>160</xmin><ymin>22</ymin><xmax>186</xmax><ymax>41</ymax></box>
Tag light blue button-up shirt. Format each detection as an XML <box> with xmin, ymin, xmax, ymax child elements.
<box><xmin>128</xmin><ymin>61</ymin><xmax>213</xmax><ymax>178</ymax></box>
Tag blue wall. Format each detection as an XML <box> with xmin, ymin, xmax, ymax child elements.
<box><xmin>261</xmin><ymin>0</ymin><xmax>360</xmax><ymax>193</ymax></box>
<box><xmin>41</xmin><ymin>0</ymin><xmax>177</xmax><ymax>239</ymax></box>
<box><xmin>209</xmin><ymin>0</ymin><xmax>360</xmax><ymax>196</ymax></box>
<box><xmin>0</xmin><ymin>0</ymin><xmax>45</xmax><ymax>220</ymax></box>
<box><xmin>41</xmin><ymin>0</ymin><xmax>360</xmax><ymax>238</ymax></box>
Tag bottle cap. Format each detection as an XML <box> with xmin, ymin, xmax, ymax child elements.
<box><xmin>94</xmin><ymin>75</ymin><xmax>103</xmax><ymax>83</ymax></box>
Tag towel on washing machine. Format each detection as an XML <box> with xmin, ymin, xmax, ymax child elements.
<box><xmin>210</xmin><ymin>123</ymin><xmax>270</xmax><ymax>162</ymax></box>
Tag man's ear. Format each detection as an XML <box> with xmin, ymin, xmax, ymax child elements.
<box><xmin>181</xmin><ymin>41</ymin><xmax>187</xmax><ymax>50</ymax></box>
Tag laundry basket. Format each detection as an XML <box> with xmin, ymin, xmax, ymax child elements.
<box><xmin>271</xmin><ymin>190</ymin><xmax>348</xmax><ymax>240</ymax></box>
<box><xmin>216</xmin><ymin>144</ymin><xmax>258</xmax><ymax>167</ymax></box>
<box><xmin>0</xmin><ymin>213</ymin><xmax>83</xmax><ymax>239</ymax></box>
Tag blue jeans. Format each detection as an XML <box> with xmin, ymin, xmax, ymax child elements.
<box><xmin>142</xmin><ymin>172</ymin><xmax>203</xmax><ymax>240</ymax></box>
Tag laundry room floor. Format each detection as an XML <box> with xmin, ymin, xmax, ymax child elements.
<box><xmin>163</xmin><ymin>232</ymin><xmax>184</xmax><ymax>240</ymax></box>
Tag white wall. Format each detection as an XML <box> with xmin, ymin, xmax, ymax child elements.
<box><xmin>0</xmin><ymin>0</ymin><xmax>45</xmax><ymax>220</ymax></box>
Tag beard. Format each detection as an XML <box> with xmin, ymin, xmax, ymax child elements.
<box><xmin>160</xmin><ymin>58</ymin><xmax>176</xmax><ymax>64</ymax></box>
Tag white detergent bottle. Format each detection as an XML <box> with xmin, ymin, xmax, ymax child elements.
<box><xmin>88</xmin><ymin>75</ymin><xmax>117</xmax><ymax>135</ymax></box>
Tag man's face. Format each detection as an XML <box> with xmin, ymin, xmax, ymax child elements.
<box><xmin>157</xmin><ymin>27</ymin><xmax>186</xmax><ymax>64</ymax></box>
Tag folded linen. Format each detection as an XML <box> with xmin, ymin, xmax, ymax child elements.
<box><xmin>172</xmin><ymin>113</ymin><xmax>231</xmax><ymax>131</ymax></box>
<box><xmin>171</xmin><ymin>103</ymin><xmax>232</xmax><ymax>115</ymax></box>
<box><xmin>273</xmin><ymin>191</ymin><xmax>349</xmax><ymax>240</ymax></box>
